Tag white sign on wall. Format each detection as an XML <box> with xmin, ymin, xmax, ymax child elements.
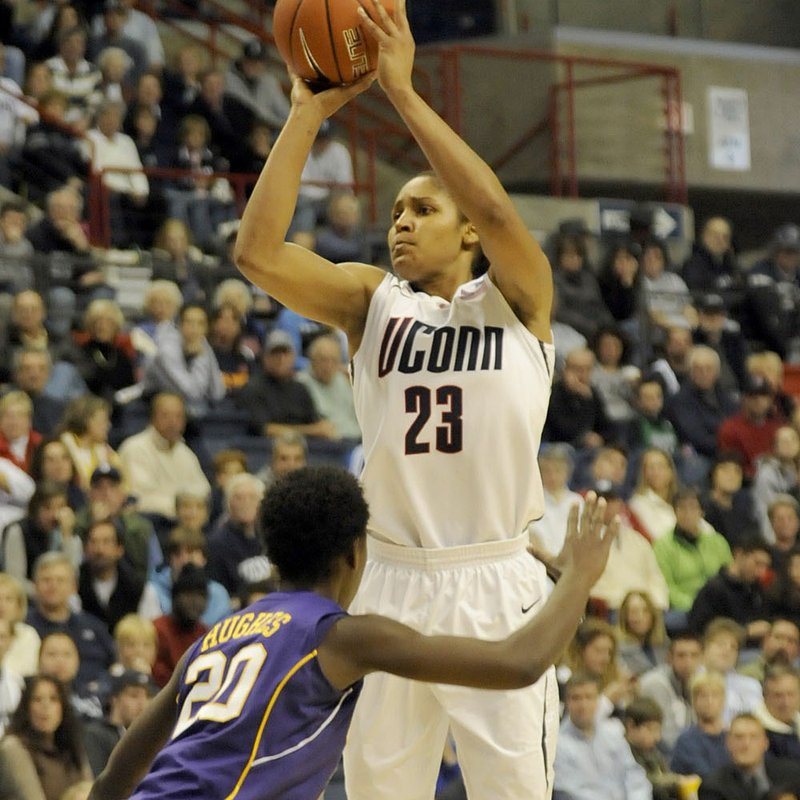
<box><xmin>708</xmin><ymin>87</ymin><xmax>751</xmax><ymax>171</ymax></box>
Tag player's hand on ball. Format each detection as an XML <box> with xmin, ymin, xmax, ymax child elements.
<box><xmin>558</xmin><ymin>492</ymin><xmax>618</xmax><ymax>586</ymax></box>
<box><xmin>289</xmin><ymin>70</ymin><xmax>375</xmax><ymax>121</ymax></box>
<box><xmin>358</xmin><ymin>0</ymin><xmax>414</xmax><ymax>93</ymax></box>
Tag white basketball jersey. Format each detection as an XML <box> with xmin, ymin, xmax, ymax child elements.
<box><xmin>352</xmin><ymin>273</ymin><xmax>555</xmax><ymax>548</ymax></box>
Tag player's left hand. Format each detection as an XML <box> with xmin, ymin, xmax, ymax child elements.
<box><xmin>358</xmin><ymin>0</ymin><xmax>415</xmax><ymax>95</ymax></box>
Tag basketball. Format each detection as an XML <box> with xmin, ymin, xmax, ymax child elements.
<box><xmin>273</xmin><ymin>0</ymin><xmax>394</xmax><ymax>87</ymax></box>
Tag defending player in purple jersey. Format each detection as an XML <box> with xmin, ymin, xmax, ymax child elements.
<box><xmin>89</xmin><ymin>467</ymin><xmax>617</xmax><ymax>800</ymax></box>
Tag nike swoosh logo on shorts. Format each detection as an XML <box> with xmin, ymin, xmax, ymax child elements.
<box><xmin>521</xmin><ymin>599</ymin><xmax>541</xmax><ymax>614</ymax></box>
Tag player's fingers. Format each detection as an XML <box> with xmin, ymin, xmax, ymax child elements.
<box><xmin>396</xmin><ymin>0</ymin><xmax>409</xmax><ymax>28</ymax></box>
<box><xmin>357</xmin><ymin>5</ymin><xmax>388</xmax><ymax>40</ymax></box>
<box><xmin>370</xmin><ymin>0</ymin><xmax>399</xmax><ymax>33</ymax></box>
<box><xmin>603</xmin><ymin>514</ymin><xmax>621</xmax><ymax>553</ymax></box>
<box><xmin>565</xmin><ymin>501</ymin><xmax>580</xmax><ymax>543</ymax></box>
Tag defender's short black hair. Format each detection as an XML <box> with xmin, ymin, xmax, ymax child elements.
<box><xmin>260</xmin><ymin>466</ymin><xmax>369</xmax><ymax>585</ymax></box>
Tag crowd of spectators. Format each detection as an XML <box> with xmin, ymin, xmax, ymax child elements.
<box><xmin>0</xmin><ymin>3</ymin><xmax>799</xmax><ymax>800</ymax></box>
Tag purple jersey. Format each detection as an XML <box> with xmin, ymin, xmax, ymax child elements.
<box><xmin>130</xmin><ymin>592</ymin><xmax>361</xmax><ymax>800</ymax></box>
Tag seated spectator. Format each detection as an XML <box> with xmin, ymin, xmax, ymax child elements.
<box><xmin>701</xmin><ymin>452</ymin><xmax>759</xmax><ymax>549</ymax></box>
<box><xmin>10</xmin><ymin>350</ymin><xmax>68</xmax><ymax>437</ymax></box>
<box><xmin>653</xmin><ymin>486</ymin><xmax>733</xmax><ymax>615</ymax></box>
<box><xmin>718</xmin><ymin>376</ymin><xmax>784</xmax><ymax>481</ymax></box>
<box><xmin>766</xmin><ymin>550</ymin><xmax>800</xmax><ymax>629</ymax></box>
<box><xmin>72</xmin><ymin>299</ymin><xmax>137</xmax><ymax>405</ymax></box>
<box><xmin>682</xmin><ymin>216</ymin><xmax>742</xmax><ymax>309</ymax></box>
<box><xmin>112</xmin><ymin>613</ymin><xmax>157</xmax><ymax>676</ymax></box>
<box><xmin>590</xmin><ymin>324</ymin><xmax>639</xmax><ymax>439</ymax></box>
<box><xmin>207</xmin><ymin>473</ymin><xmax>267</xmax><ymax>599</ymax></box>
<box><xmin>94</xmin><ymin>47</ymin><xmax>134</xmax><ymax>108</ymax></box>
<box><xmin>38</xmin><ymin>630</ymin><xmax>104</xmax><ymax>720</ymax></box>
<box><xmin>236</xmin><ymin>330</ymin><xmax>338</xmax><ymax>440</ymax></box>
<box><xmin>29</xmin><ymin>3</ymin><xmax>86</xmax><ymax>63</ymax></box>
<box><xmin>173</xmin><ymin>491</ymin><xmax>210</xmax><ymax>537</ymax></box>
<box><xmin>552</xmin><ymin>231</ymin><xmax>613</xmax><ymax>340</ymax></box>
<box><xmin>91</xmin><ymin>0</ymin><xmax>165</xmax><ymax>72</ymax></box>
<box><xmin>0</xmin><ymin>390</ymin><xmax>42</xmax><ymax>474</ymax></box>
<box><xmin>163</xmin><ymin>114</ymin><xmax>235</xmax><ymax>249</ymax></box>
<box><xmin>228</xmin><ymin>117</ymin><xmax>273</xmax><ymax>179</ymax></box>
<box><xmin>0</xmin><ymin>455</ymin><xmax>35</xmax><ymax>531</ymax></box>
<box><xmin>150</xmin><ymin>218</ymin><xmax>208</xmax><ymax>304</ymax></box>
<box><xmin>699</xmin><ymin>713</ymin><xmax>800</xmax><ymax>799</ymax></box>
<box><xmin>0</xmin><ymin>201</ymin><xmax>35</xmax><ymax>297</ymax></box>
<box><xmin>46</xmin><ymin>26</ymin><xmax>102</xmax><ymax>126</ymax></box>
<box><xmin>559</xmin><ymin>617</ymin><xmax>636</xmax><ymax>718</ymax></box>
<box><xmin>631</xmin><ymin>378</ymin><xmax>679</xmax><ymax>455</ymax></box>
<box><xmin>254</xmin><ymin>431</ymin><xmax>307</xmax><ymax>490</ymax></box>
<box><xmin>314</xmin><ymin>191</ymin><xmax>370</xmax><ymax>264</ymax></box>
<box><xmin>152</xmin><ymin>563</ymin><xmax>208</xmax><ymax>687</ymax></box>
<box><xmin>687</xmin><ymin>533</ymin><xmax>772</xmax><ymax>645</ymax></box>
<box><xmin>640</xmin><ymin>632</ymin><xmax>703</xmax><ymax>755</ymax></box>
<box><xmin>297</xmin><ymin>333</ymin><xmax>361</xmax><ymax>442</ymax></box>
<box><xmin>629</xmin><ymin>448</ymin><xmax>680</xmax><ymax>541</ymax></box>
<box><xmin>138</xmin><ymin>526</ymin><xmax>231</xmax><ymax>626</ymax></box>
<box><xmin>528</xmin><ymin>443</ymin><xmax>583</xmax><ymax>561</ymax></box>
<box><xmin>161</xmin><ymin>44</ymin><xmax>203</xmax><ymax>120</ymax></box>
<box><xmin>142</xmin><ymin>303</ymin><xmax>225</xmax><ymax>419</ymax></box>
<box><xmin>78</xmin><ymin>517</ymin><xmax>144</xmax><ymax>635</ymax></box>
<box><xmin>26</xmin><ymin>552</ymin><xmax>115</xmax><ymax>691</ymax></box>
<box><xmin>82</xmin><ymin>668</ymin><xmax>155</xmax><ymax>777</ymax></box>
<box><xmin>129</xmin><ymin>280</ymin><xmax>183</xmax><ymax>361</ymax></box>
<box><xmin>598</xmin><ymin>239</ymin><xmax>642</xmax><ymax>328</ymax></box>
<box><xmin>665</xmin><ymin>346</ymin><xmax>738</xmax><ymax>483</ymax></box>
<box><xmin>122</xmin><ymin>71</ymin><xmax>177</xmax><ymax>147</ymax></box>
<box><xmin>208</xmin><ymin>449</ymin><xmax>246</xmax><ymax>528</ymax></box>
<box><xmin>0</xmin><ymin>573</ymin><xmax>40</xmax><ymax>676</ymax></box>
<box><xmin>692</xmin><ymin>292</ymin><xmax>747</xmax><ymax>395</ymax></box>
<box><xmin>765</xmin><ymin>496</ymin><xmax>800</xmax><ymax>578</ymax></box>
<box><xmin>72</xmin><ymin>463</ymin><xmax>158</xmax><ymax>584</ymax></box>
<box><xmin>223</xmin><ymin>37</ymin><xmax>288</xmax><ymax>131</ymax></box>
<box><xmin>187</xmin><ymin>67</ymin><xmax>252</xmax><ymax>165</ymax></box>
<box><xmin>747</xmin><ymin>351</ymin><xmax>795</xmax><ymax>422</ymax></box>
<box><xmin>117</xmin><ymin>392</ymin><xmax>210</xmax><ymax>531</ymax></box>
<box><xmin>0</xmin><ymin>618</ymin><xmax>23</xmax><ymax>738</ymax></box>
<box><xmin>18</xmin><ymin>91</ymin><xmax>87</xmax><ymax>201</ymax></box>
<box><xmin>291</xmin><ymin>120</ymin><xmax>354</xmax><ymax>248</ymax></box>
<box><xmin>553</xmin><ymin>673</ymin><xmax>652</xmax><ymax>799</ymax></box>
<box><xmin>745</xmin><ymin>224</ymin><xmax>800</xmax><ymax>360</ymax></box>
<box><xmin>271</xmin><ymin>304</ymin><xmax>347</xmax><ymax>372</ymax></box>
<box><xmin>1</xmin><ymin>480</ymin><xmax>80</xmax><ymax>595</ymax></box>
<box><xmin>83</xmin><ymin>99</ymin><xmax>158</xmax><ymax>248</ymax></box>
<box><xmin>210</xmin><ymin>278</ymin><xmax>266</xmax><ymax>355</ymax></box>
<box><xmin>640</xmin><ymin>236</ymin><xmax>696</xmax><ymax>337</ymax></box>
<box><xmin>29</xmin><ymin>438</ymin><xmax>86</xmax><ymax>512</ymax></box>
<box><xmin>739</xmin><ymin>619</ymin><xmax>800</xmax><ymax>684</ymax></box>
<box><xmin>543</xmin><ymin>347</ymin><xmax>614</xmax><ymax>449</ymax></box>
<box><xmin>58</xmin><ymin>394</ymin><xmax>124</xmax><ymax>491</ymax></box>
<box><xmin>128</xmin><ymin>102</ymin><xmax>171</xmax><ymax>174</ymax></box>
<box><xmin>0</xmin><ymin>675</ymin><xmax>92</xmax><ymax>798</ymax></box>
<box><xmin>702</xmin><ymin>618</ymin><xmax>763</xmax><ymax>726</ymax></box>
<box><xmin>617</xmin><ymin>590</ymin><xmax>670</xmax><ymax>676</ymax></box>
<box><xmin>589</xmin><ymin>485</ymin><xmax>669</xmax><ymax>613</ymax></box>
<box><xmin>753</xmin><ymin>664</ymin><xmax>800</xmax><ymax>761</ymax></box>
<box><xmin>670</xmin><ymin>670</ymin><xmax>730</xmax><ymax>779</ymax></box>
<box><xmin>651</xmin><ymin>325</ymin><xmax>694</xmax><ymax>398</ymax></box>
<box><xmin>88</xmin><ymin>1</ymin><xmax>147</xmax><ymax>85</ymax></box>
<box><xmin>753</xmin><ymin>427</ymin><xmax>800</xmax><ymax>543</ymax></box>
<box><xmin>208</xmin><ymin>303</ymin><xmax>254</xmax><ymax>396</ymax></box>
<box><xmin>623</xmin><ymin>696</ymin><xmax>699</xmax><ymax>800</ymax></box>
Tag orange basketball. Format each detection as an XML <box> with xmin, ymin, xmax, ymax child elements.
<box><xmin>273</xmin><ymin>0</ymin><xmax>394</xmax><ymax>87</ymax></box>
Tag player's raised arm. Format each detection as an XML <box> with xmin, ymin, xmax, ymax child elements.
<box><xmin>319</xmin><ymin>494</ymin><xmax>617</xmax><ymax>690</ymax></box>
<box><xmin>359</xmin><ymin>0</ymin><xmax>553</xmax><ymax>340</ymax></box>
<box><xmin>234</xmin><ymin>74</ymin><xmax>385</xmax><ymax>343</ymax></box>
<box><xmin>88</xmin><ymin>658</ymin><xmax>185</xmax><ymax>800</ymax></box>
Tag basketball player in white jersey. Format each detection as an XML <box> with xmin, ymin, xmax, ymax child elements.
<box><xmin>234</xmin><ymin>1</ymin><xmax>557</xmax><ymax>797</ymax></box>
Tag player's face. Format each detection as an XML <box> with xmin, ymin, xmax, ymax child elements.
<box><xmin>388</xmin><ymin>176</ymin><xmax>475</xmax><ymax>285</ymax></box>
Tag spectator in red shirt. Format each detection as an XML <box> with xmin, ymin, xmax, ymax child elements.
<box><xmin>152</xmin><ymin>563</ymin><xmax>208</xmax><ymax>687</ymax></box>
<box><xmin>718</xmin><ymin>375</ymin><xmax>784</xmax><ymax>480</ymax></box>
<box><xmin>0</xmin><ymin>391</ymin><xmax>42</xmax><ymax>474</ymax></box>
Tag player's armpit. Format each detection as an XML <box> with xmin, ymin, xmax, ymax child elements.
<box><xmin>88</xmin><ymin>658</ymin><xmax>185</xmax><ymax>800</ymax></box>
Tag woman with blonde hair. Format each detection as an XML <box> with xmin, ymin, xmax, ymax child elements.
<box><xmin>130</xmin><ymin>280</ymin><xmax>184</xmax><ymax>361</ymax></box>
<box><xmin>559</xmin><ymin>617</ymin><xmax>635</xmax><ymax>716</ymax></box>
<box><xmin>0</xmin><ymin>573</ymin><xmax>40</xmax><ymax>676</ymax></box>
<box><xmin>58</xmin><ymin>395</ymin><xmax>124</xmax><ymax>490</ymax></box>
<box><xmin>629</xmin><ymin>447</ymin><xmax>680</xmax><ymax>540</ymax></box>
<box><xmin>615</xmin><ymin>589</ymin><xmax>669</xmax><ymax>675</ymax></box>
